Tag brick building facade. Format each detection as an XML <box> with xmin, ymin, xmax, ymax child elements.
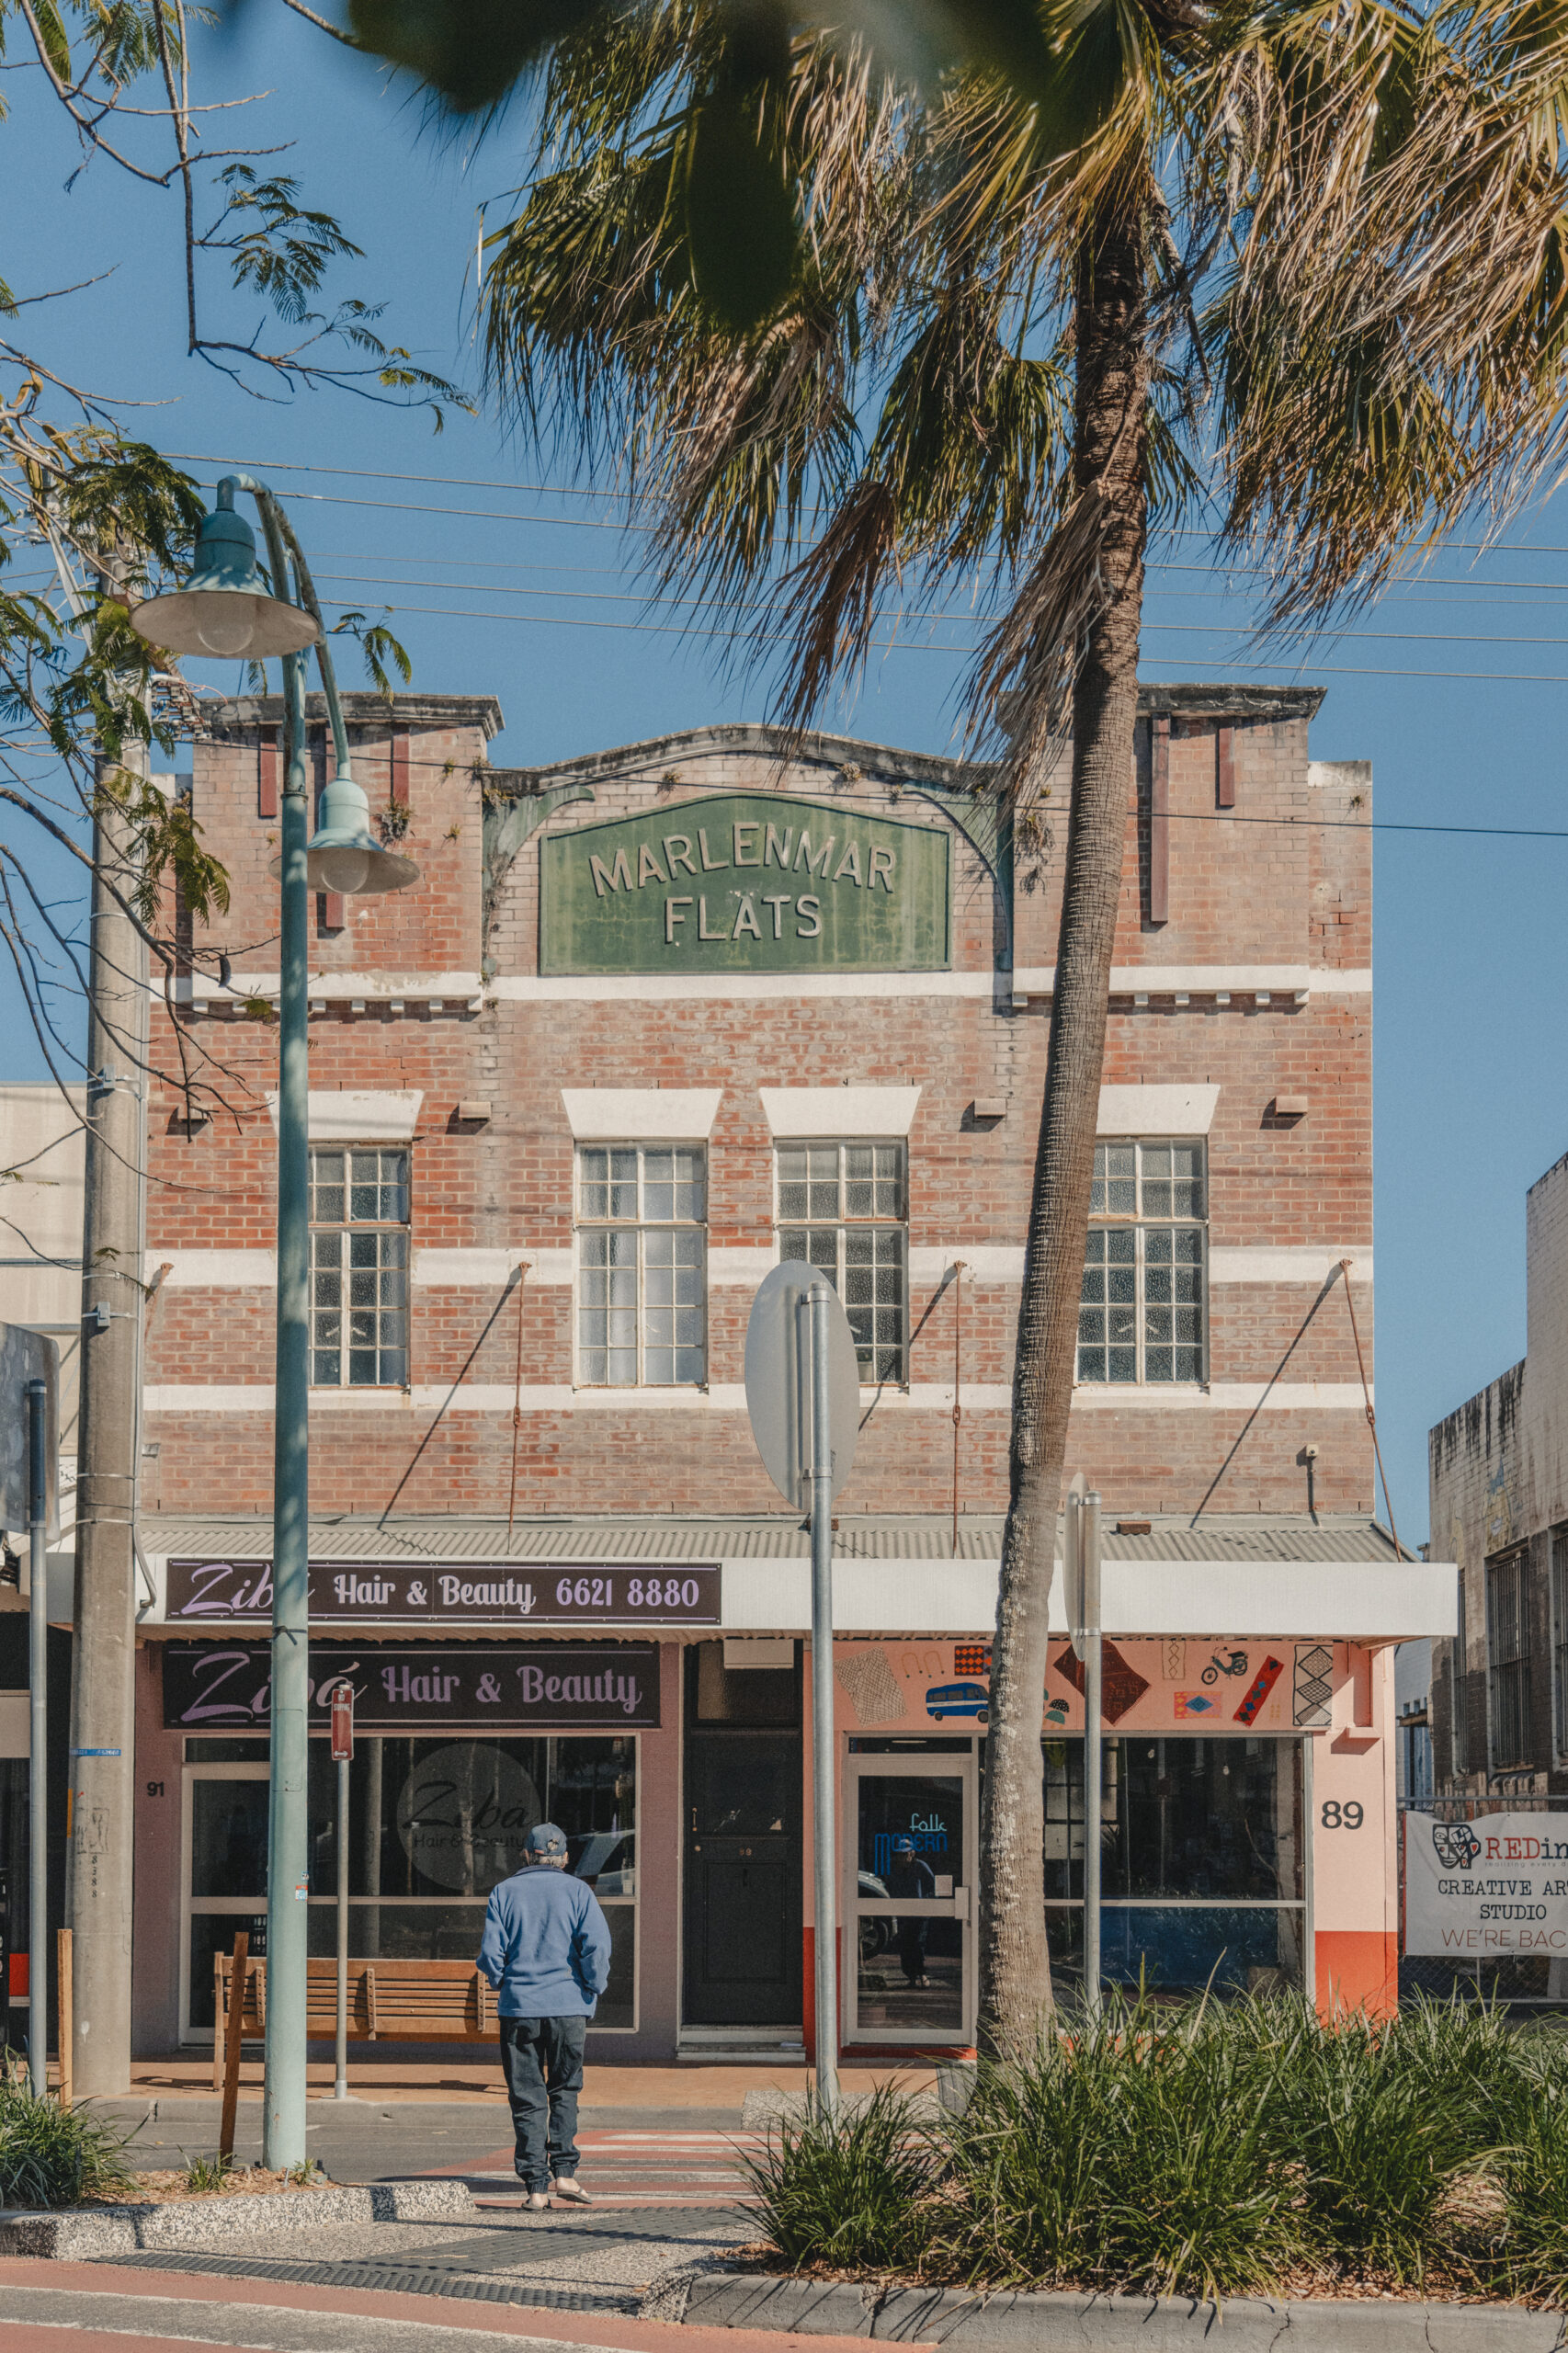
<box><xmin>1431</xmin><ymin>1149</ymin><xmax>1568</xmax><ymax>1804</ymax></box>
<box><xmin>117</xmin><ymin>684</ymin><xmax>1448</xmax><ymax>2062</ymax></box>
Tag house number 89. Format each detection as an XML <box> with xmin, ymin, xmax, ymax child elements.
<box><xmin>1321</xmin><ymin>1801</ymin><xmax>1363</xmax><ymax>1829</ymax></box>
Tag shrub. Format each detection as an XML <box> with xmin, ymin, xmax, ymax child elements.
<box><xmin>742</xmin><ymin>1991</ymin><xmax>1559</xmax><ymax>2301</ymax></box>
<box><xmin>738</xmin><ymin>2083</ymin><xmax>936</xmax><ymax>2272</ymax></box>
<box><xmin>0</xmin><ymin>2075</ymin><xmax>136</xmax><ymax>2209</ymax></box>
<box><xmin>937</xmin><ymin>1992</ymin><xmax>1301</xmax><ymax>2299</ymax></box>
<box><xmin>1483</xmin><ymin>2031</ymin><xmax>1568</xmax><ymax>2297</ymax></box>
<box><xmin>1268</xmin><ymin>1997</ymin><xmax>1510</xmax><ymax>2284</ymax></box>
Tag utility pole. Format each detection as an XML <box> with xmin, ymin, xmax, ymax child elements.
<box><xmin>66</xmin><ymin>737</ymin><xmax>149</xmax><ymax>2100</ymax></box>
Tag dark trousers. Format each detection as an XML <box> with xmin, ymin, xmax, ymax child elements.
<box><xmin>499</xmin><ymin>2014</ymin><xmax>586</xmax><ymax>2191</ymax></box>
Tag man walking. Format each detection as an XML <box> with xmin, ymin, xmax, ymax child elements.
<box><xmin>478</xmin><ymin>1823</ymin><xmax>611</xmax><ymax>2211</ymax></box>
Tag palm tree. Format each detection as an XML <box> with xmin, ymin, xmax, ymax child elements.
<box><xmin>470</xmin><ymin>0</ymin><xmax>1568</xmax><ymax>2049</ymax></box>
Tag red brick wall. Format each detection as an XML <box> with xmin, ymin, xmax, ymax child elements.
<box><xmin>144</xmin><ymin>697</ymin><xmax>1376</xmax><ymax>1522</ymax></box>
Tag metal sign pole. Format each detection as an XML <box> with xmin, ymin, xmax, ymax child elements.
<box><xmin>27</xmin><ymin>1377</ymin><xmax>47</xmax><ymax>2097</ymax></box>
<box><xmin>1082</xmin><ymin>1490</ymin><xmax>1103</xmax><ymax>2019</ymax></box>
<box><xmin>331</xmin><ymin>1682</ymin><xmax>353</xmax><ymax>2101</ymax></box>
<box><xmin>744</xmin><ymin>1259</ymin><xmax>858</xmax><ymax>2117</ymax></box>
<box><xmin>809</xmin><ymin>1281</ymin><xmax>839</xmax><ymax>2117</ymax></box>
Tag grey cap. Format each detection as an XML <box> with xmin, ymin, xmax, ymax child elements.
<box><xmin>526</xmin><ymin>1822</ymin><xmax>568</xmax><ymax>1857</ymax></box>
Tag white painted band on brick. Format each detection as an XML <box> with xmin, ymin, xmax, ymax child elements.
<box><xmin>411</xmin><ymin>1248</ymin><xmax>574</xmax><ymax>1287</ymax></box>
<box><xmin>708</xmin><ymin>1247</ymin><xmax>778</xmax><ymax>1284</ymax></box>
<box><xmin>263</xmin><ymin>1089</ymin><xmax>424</xmax><ymax>1142</ymax></box>
<box><xmin>1210</xmin><ymin>1247</ymin><xmax>1372</xmax><ymax>1284</ymax></box>
<box><xmin>1072</xmin><ymin>1381</ymin><xmax>1372</xmax><ymax>1410</ymax></box>
<box><xmin>759</xmin><ymin>1086</ymin><xmax>922</xmax><ymax>1138</ymax></box>
<box><xmin>1098</xmin><ymin>1084</ymin><xmax>1220</xmax><ymax>1135</ymax></box>
<box><xmin>1025</xmin><ymin>966</ymin><xmax>1312</xmax><ymax>998</ymax></box>
<box><xmin>162</xmin><ymin>1251</ymin><xmax>276</xmax><ymax>1287</ymax></box>
<box><xmin>144</xmin><ymin>1378</ymin><xmax>1372</xmax><ymax>1414</ymax></box>
<box><xmin>176</xmin><ymin>972</ymin><xmax>482</xmax><ymax>1003</ymax></box>
<box><xmin>491</xmin><ymin>972</ymin><xmax>999</xmax><ymax>1005</ymax></box>
<box><xmin>120</xmin><ymin>1241</ymin><xmax>1378</xmax><ymax>1295</ymax></box>
<box><xmin>489</xmin><ymin>965</ymin><xmax>1361</xmax><ymax>1006</ymax></box>
<box><xmin>562</xmin><ymin>1088</ymin><xmax>723</xmax><ymax>1139</ymax></box>
<box><xmin>908</xmin><ymin>1245</ymin><xmax>1024</xmax><ymax>1281</ymax></box>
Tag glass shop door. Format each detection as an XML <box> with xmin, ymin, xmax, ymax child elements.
<box><xmin>180</xmin><ymin>1763</ymin><xmax>268</xmax><ymax>2043</ymax></box>
<box><xmin>846</xmin><ymin>1750</ymin><xmax>977</xmax><ymax>2046</ymax></box>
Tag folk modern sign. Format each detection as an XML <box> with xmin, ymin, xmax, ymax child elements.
<box><xmin>1404</xmin><ymin>1809</ymin><xmax>1568</xmax><ymax>1960</ymax></box>
<box><xmin>161</xmin><ymin>1641</ymin><xmax>662</xmax><ymax>1731</ymax></box>
<box><xmin>164</xmin><ymin>1556</ymin><xmax>721</xmax><ymax>1627</ymax></box>
<box><xmin>540</xmin><ymin>793</ymin><xmax>951</xmax><ymax>974</ymax></box>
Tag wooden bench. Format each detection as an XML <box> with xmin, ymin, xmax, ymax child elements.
<box><xmin>211</xmin><ymin>1954</ymin><xmax>495</xmax><ymax>2086</ymax></box>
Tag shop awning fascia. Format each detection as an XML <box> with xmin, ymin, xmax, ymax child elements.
<box><xmin>720</xmin><ymin>1557</ymin><xmax>1457</xmax><ymax>1642</ymax></box>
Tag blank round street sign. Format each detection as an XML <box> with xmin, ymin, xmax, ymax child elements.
<box><xmin>744</xmin><ymin>1261</ymin><xmax>861</xmax><ymax>1510</ymax></box>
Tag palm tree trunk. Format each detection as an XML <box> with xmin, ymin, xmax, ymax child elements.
<box><xmin>977</xmin><ymin>194</ymin><xmax>1149</xmax><ymax>2054</ymax></box>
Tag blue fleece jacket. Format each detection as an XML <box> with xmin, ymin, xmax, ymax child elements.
<box><xmin>477</xmin><ymin>1864</ymin><xmax>612</xmax><ymax>2018</ymax></box>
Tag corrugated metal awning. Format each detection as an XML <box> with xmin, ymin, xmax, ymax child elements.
<box><xmin>138</xmin><ymin>1510</ymin><xmax>1404</xmax><ymax>1566</ymax></box>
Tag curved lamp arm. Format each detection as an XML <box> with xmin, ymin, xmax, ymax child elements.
<box><xmin>222</xmin><ymin>473</ymin><xmax>352</xmax><ymax>786</ymax></box>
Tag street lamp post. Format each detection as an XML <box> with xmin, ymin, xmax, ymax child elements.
<box><xmin>132</xmin><ymin>480</ymin><xmax>415</xmax><ymax>2168</ymax></box>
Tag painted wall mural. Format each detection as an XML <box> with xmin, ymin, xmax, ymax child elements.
<box><xmin>835</xmin><ymin>1638</ymin><xmax>1335</xmax><ymax>1737</ymax></box>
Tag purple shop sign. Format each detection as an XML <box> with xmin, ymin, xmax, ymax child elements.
<box><xmin>161</xmin><ymin>1641</ymin><xmax>661</xmax><ymax>1731</ymax></box>
<box><xmin>164</xmin><ymin>1557</ymin><xmax>720</xmax><ymax>1627</ymax></box>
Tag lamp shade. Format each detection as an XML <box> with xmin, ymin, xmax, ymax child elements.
<box><xmin>131</xmin><ymin>495</ymin><xmax>319</xmax><ymax>661</ymax></box>
<box><xmin>268</xmin><ymin>766</ymin><xmax>417</xmax><ymax>898</ymax></box>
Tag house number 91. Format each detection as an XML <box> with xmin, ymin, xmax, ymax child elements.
<box><xmin>1321</xmin><ymin>1801</ymin><xmax>1363</xmax><ymax>1829</ymax></box>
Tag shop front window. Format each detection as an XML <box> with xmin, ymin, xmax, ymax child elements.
<box><xmin>183</xmin><ymin>1733</ymin><xmax>640</xmax><ymax>2036</ymax></box>
<box><xmin>1040</xmin><ymin>1735</ymin><xmax>1305</xmax><ymax>1996</ymax></box>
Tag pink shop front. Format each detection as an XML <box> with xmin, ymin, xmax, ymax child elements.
<box><xmin>124</xmin><ymin>1525</ymin><xmax>1454</xmax><ymax>2062</ymax></box>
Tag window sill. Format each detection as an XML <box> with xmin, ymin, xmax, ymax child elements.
<box><xmin>1073</xmin><ymin>1381</ymin><xmax>1210</xmax><ymax>1394</ymax></box>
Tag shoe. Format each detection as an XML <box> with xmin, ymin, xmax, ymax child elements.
<box><xmin>524</xmin><ymin>2191</ymin><xmax>550</xmax><ymax>2211</ymax></box>
<box><xmin>551</xmin><ymin>2176</ymin><xmax>592</xmax><ymax>2204</ymax></box>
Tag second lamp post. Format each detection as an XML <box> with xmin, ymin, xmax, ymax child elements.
<box><xmin>132</xmin><ymin>477</ymin><xmax>416</xmax><ymax>2167</ymax></box>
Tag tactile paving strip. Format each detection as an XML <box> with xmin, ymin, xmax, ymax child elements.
<box><xmin>89</xmin><ymin>2249</ymin><xmax>645</xmax><ymax>2313</ymax></box>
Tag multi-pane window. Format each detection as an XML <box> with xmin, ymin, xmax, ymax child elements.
<box><xmin>1544</xmin><ymin>1534</ymin><xmax>1553</xmax><ymax>1759</ymax></box>
<box><xmin>1078</xmin><ymin>1139</ymin><xmax>1206</xmax><ymax>1385</ymax></box>
<box><xmin>577</xmin><ymin>1146</ymin><xmax>706</xmax><ymax>1386</ymax></box>
<box><xmin>777</xmin><ymin>1141</ymin><xmax>906</xmax><ymax>1381</ymax></box>
<box><xmin>310</xmin><ymin>1148</ymin><xmax>409</xmax><ymax>1388</ymax></box>
<box><xmin>1487</xmin><ymin>1549</ymin><xmax>1532</xmax><ymax>1769</ymax></box>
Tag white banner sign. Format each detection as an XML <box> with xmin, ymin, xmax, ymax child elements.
<box><xmin>1405</xmin><ymin>1810</ymin><xmax>1568</xmax><ymax>1958</ymax></box>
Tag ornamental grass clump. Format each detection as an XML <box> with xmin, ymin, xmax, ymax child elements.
<box><xmin>936</xmin><ymin>1991</ymin><xmax>1301</xmax><ymax>2300</ymax></box>
<box><xmin>738</xmin><ymin>2083</ymin><xmax>937</xmax><ymax>2274</ymax></box>
<box><xmin>1479</xmin><ymin>2031</ymin><xmax>1568</xmax><ymax>2299</ymax></box>
<box><xmin>1285</xmin><ymin>1996</ymin><xmax>1513</xmax><ymax>2284</ymax></box>
<box><xmin>0</xmin><ymin>2073</ymin><xmax>136</xmax><ymax>2210</ymax></box>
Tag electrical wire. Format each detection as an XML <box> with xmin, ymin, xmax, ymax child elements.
<box><xmin>155</xmin><ymin>451</ymin><xmax>1568</xmax><ymax>562</ymax></box>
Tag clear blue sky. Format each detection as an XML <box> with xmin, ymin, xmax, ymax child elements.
<box><xmin>4</xmin><ymin>7</ymin><xmax>1564</xmax><ymax>1552</ymax></box>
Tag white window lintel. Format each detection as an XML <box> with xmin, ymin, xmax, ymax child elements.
<box><xmin>265</xmin><ymin>1089</ymin><xmax>424</xmax><ymax>1143</ymax></box>
<box><xmin>562</xmin><ymin>1088</ymin><xmax>722</xmax><ymax>1140</ymax></box>
<box><xmin>1096</xmin><ymin>1084</ymin><xmax>1219</xmax><ymax>1136</ymax></box>
<box><xmin>760</xmin><ymin>1086</ymin><xmax>922</xmax><ymax>1138</ymax></box>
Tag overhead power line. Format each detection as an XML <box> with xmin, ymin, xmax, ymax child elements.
<box><xmin>158</xmin><ymin>450</ymin><xmax>1568</xmax><ymax>561</ymax></box>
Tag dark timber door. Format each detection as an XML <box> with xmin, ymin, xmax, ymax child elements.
<box><xmin>683</xmin><ymin>1642</ymin><xmax>802</xmax><ymax>2028</ymax></box>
